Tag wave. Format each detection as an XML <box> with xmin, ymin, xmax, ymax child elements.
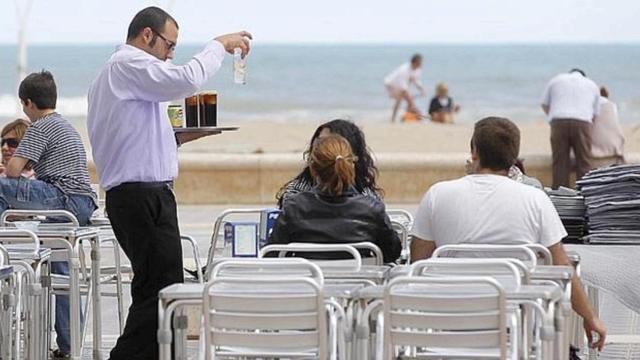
<box><xmin>0</xmin><ymin>94</ymin><xmax>88</xmax><ymax>117</ymax></box>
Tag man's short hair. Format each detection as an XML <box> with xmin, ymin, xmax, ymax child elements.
<box><xmin>471</xmin><ymin>117</ymin><xmax>520</xmax><ymax>171</ymax></box>
<box><xmin>18</xmin><ymin>70</ymin><xmax>57</xmax><ymax>109</ymax></box>
<box><xmin>570</xmin><ymin>68</ymin><xmax>586</xmax><ymax>77</ymax></box>
<box><xmin>411</xmin><ymin>53</ymin><xmax>422</xmax><ymax>64</ymax></box>
<box><xmin>127</xmin><ymin>6</ymin><xmax>179</xmax><ymax>41</ymax></box>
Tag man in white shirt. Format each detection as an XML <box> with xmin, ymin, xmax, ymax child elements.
<box><xmin>87</xmin><ymin>7</ymin><xmax>251</xmax><ymax>359</ymax></box>
<box><xmin>541</xmin><ymin>69</ymin><xmax>600</xmax><ymax>188</ymax></box>
<box><xmin>384</xmin><ymin>54</ymin><xmax>426</xmax><ymax>122</ymax></box>
<box><xmin>410</xmin><ymin>117</ymin><xmax>606</xmax><ymax>351</ymax></box>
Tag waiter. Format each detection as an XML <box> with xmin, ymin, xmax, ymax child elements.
<box><xmin>87</xmin><ymin>7</ymin><xmax>251</xmax><ymax>359</ymax></box>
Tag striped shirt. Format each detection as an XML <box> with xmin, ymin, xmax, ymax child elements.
<box><xmin>15</xmin><ymin>112</ymin><xmax>96</xmax><ymax>203</ymax></box>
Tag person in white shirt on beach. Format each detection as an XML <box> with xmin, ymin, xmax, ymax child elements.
<box><xmin>410</xmin><ymin>116</ymin><xmax>607</xmax><ymax>351</ymax></box>
<box><xmin>591</xmin><ymin>86</ymin><xmax>625</xmax><ymax>167</ymax></box>
<box><xmin>541</xmin><ymin>69</ymin><xmax>600</xmax><ymax>188</ymax></box>
<box><xmin>384</xmin><ymin>53</ymin><xmax>426</xmax><ymax>122</ymax></box>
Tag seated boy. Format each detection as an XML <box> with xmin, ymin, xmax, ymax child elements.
<box><xmin>410</xmin><ymin>116</ymin><xmax>606</xmax><ymax>351</ymax></box>
<box><xmin>0</xmin><ymin>70</ymin><xmax>96</xmax><ymax>358</ymax></box>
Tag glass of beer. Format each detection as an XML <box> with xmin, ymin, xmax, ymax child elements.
<box><xmin>185</xmin><ymin>91</ymin><xmax>217</xmax><ymax>127</ymax></box>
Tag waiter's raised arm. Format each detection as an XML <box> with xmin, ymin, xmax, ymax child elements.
<box><xmin>112</xmin><ymin>40</ymin><xmax>225</xmax><ymax>102</ymax></box>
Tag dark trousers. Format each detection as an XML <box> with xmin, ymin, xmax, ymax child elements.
<box><xmin>550</xmin><ymin>118</ymin><xmax>593</xmax><ymax>189</ymax></box>
<box><xmin>106</xmin><ymin>182</ymin><xmax>183</xmax><ymax>360</ymax></box>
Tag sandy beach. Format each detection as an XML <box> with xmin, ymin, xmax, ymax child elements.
<box><xmin>152</xmin><ymin>120</ymin><xmax>640</xmax><ymax>157</ymax></box>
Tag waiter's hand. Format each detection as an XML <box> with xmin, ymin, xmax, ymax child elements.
<box><xmin>215</xmin><ymin>31</ymin><xmax>253</xmax><ymax>58</ymax></box>
<box><xmin>176</xmin><ymin>131</ymin><xmax>221</xmax><ymax>146</ymax></box>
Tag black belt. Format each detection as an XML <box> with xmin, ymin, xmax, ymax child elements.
<box><xmin>109</xmin><ymin>181</ymin><xmax>173</xmax><ymax>192</ymax></box>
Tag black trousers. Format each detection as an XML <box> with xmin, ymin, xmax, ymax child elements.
<box><xmin>106</xmin><ymin>182</ymin><xmax>183</xmax><ymax>360</ymax></box>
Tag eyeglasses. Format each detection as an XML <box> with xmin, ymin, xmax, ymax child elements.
<box><xmin>150</xmin><ymin>28</ymin><xmax>176</xmax><ymax>52</ymax></box>
<box><xmin>1</xmin><ymin>138</ymin><xmax>20</xmax><ymax>148</ymax></box>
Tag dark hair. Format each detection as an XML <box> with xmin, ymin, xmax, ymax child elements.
<box><xmin>471</xmin><ymin>117</ymin><xmax>520</xmax><ymax>171</ymax></box>
<box><xmin>276</xmin><ymin>119</ymin><xmax>382</xmax><ymax>204</ymax></box>
<box><xmin>411</xmin><ymin>53</ymin><xmax>422</xmax><ymax>64</ymax></box>
<box><xmin>127</xmin><ymin>6</ymin><xmax>179</xmax><ymax>41</ymax></box>
<box><xmin>600</xmin><ymin>86</ymin><xmax>609</xmax><ymax>98</ymax></box>
<box><xmin>18</xmin><ymin>70</ymin><xmax>57</xmax><ymax>109</ymax></box>
<box><xmin>309</xmin><ymin>135</ymin><xmax>356</xmax><ymax>196</ymax></box>
<box><xmin>570</xmin><ymin>68</ymin><xmax>586</xmax><ymax>77</ymax></box>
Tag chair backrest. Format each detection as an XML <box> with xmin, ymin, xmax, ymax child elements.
<box><xmin>432</xmin><ymin>244</ymin><xmax>539</xmax><ymax>268</ymax></box>
<box><xmin>411</xmin><ymin>258</ymin><xmax>524</xmax><ymax>291</ymax></box>
<box><xmin>345</xmin><ymin>242</ymin><xmax>383</xmax><ymax>266</ymax></box>
<box><xmin>208</xmin><ymin>258</ymin><xmax>324</xmax><ymax>285</ymax></box>
<box><xmin>384</xmin><ymin>275</ymin><xmax>508</xmax><ymax>359</ymax></box>
<box><xmin>0</xmin><ymin>244</ymin><xmax>7</xmax><ymax>266</ymax></box>
<box><xmin>1</xmin><ymin>209</ymin><xmax>79</xmax><ymax>227</ymax></box>
<box><xmin>203</xmin><ymin>276</ymin><xmax>327</xmax><ymax>359</ymax></box>
<box><xmin>390</xmin><ymin>220</ymin><xmax>410</xmax><ymax>263</ymax></box>
<box><xmin>523</xmin><ymin>243</ymin><xmax>553</xmax><ymax>265</ymax></box>
<box><xmin>0</xmin><ymin>229</ymin><xmax>41</xmax><ymax>259</ymax></box>
<box><xmin>205</xmin><ymin>208</ymin><xmax>275</xmax><ymax>275</ymax></box>
<box><xmin>386</xmin><ymin>209</ymin><xmax>414</xmax><ymax>228</ymax></box>
<box><xmin>260</xmin><ymin>243</ymin><xmax>363</xmax><ymax>271</ymax></box>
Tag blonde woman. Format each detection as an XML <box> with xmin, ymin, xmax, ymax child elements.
<box><xmin>271</xmin><ymin>134</ymin><xmax>401</xmax><ymax>263</ymax></box>
<box><xmin>0</xmin><ymin>118</ymin><xmax>34</xmax><ymax>177</ymax></box>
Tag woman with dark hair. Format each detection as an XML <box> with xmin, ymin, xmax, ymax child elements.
<box><xmin>271</xmin><ymin>134</ymin><xmax>401</xmax><ymax>263</ymax></box>
<box><xmin>276</xmin><ymin>119</ymin><xmax>382</xmax><ymax>208</ymax></box>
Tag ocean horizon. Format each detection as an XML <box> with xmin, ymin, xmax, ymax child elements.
<box><xmin>1</xmin><ymin>43</ymin><xmax>640</xmax><ymax>126</ymax></box>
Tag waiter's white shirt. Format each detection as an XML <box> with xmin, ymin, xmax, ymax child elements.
<box><xmin>87</xmin><ymin>41</ymin><xmax>225</xmax><ymax>190</ymax></box>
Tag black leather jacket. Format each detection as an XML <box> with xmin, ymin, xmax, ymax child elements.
<box><xmin>271</xmin><ymin>187</ymin><xmax>401</xmax><ymax>263</ymax></box>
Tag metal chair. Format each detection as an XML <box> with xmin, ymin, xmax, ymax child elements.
<box><xmin>0</xmin><ymin>229</ymin><xmax>51</xmax><ymax>359</ymax></box>
<box><xmin>382</xmin><ymin>275</ymin><xmax>510</xmax><ymax>359</ymax></box>
<box><xmin>203</xmin><ymin>273</ymin><xmax>330</xmax><ymax>359</ymax></box>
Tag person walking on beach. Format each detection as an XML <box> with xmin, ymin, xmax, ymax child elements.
<box><xmin>87</xmin><ymin>7</ymin><xmax>251</xmax><ymax>359</ymax></box>
<box><xmin>384</xmin><ymin>54</ymin><xmax>426</xmax><ymax>123</ymax></box>
<box><xmin>541</xmin><ymin>69</ymin><xmax>600</xmax><ymax>188</ymax></box>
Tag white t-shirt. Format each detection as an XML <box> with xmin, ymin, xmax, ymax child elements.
<box><xmin>541</xmin><ymin>72</ymin><xmax>600</xmax><ymax>123</ymax></box>
<box><xmin>384</xmin><ymin>63</ymin><xmax>422</xmax><ymax>91</ymax></box>
<box><xmin>411</xmin><ymin>174</ymin><xmax>567</xmax><ymax>248</ymax></box>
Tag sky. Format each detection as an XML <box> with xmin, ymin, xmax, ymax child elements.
<box><xmin>1</xmin><ymin>0</ymin><xmax>640</xmax><ymax>45</ymax></box>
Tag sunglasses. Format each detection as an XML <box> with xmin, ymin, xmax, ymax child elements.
<box><xmin>1</xmin><ymin>138</ymin><xmax>20</xmax><ymax>148</ymax></box>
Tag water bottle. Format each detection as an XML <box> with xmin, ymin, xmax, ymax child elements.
<box><xmin>233</xmin><ymin>48</ymin><xmax>246</xmax><ymax>85</ymax></box>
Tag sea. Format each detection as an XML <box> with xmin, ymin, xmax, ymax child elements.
<box><xmin>1</xmin><ymin>43</ymin><xmax>640</xmax><ymax>126</ymax></box>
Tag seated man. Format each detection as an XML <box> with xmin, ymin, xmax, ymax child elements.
<box><xmin>410</xmin><ymin>116</ymin><xmax>606</xmax><ymax>351</ymax></box>
<box><xmin>428</xmin><ymin>82</ymin><xmax>460</xmax><ymax>124</ymax></box>
<box><xmin>0</xmin><ymin>70</ymin><xmax>97</xmax><ymax>359</ymax></box>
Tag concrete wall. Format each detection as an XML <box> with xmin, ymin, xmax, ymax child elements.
<box><xmin>88</xmin><ymin>153</ymin><xmax>639</xmax><ymax>204</ymax></box>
